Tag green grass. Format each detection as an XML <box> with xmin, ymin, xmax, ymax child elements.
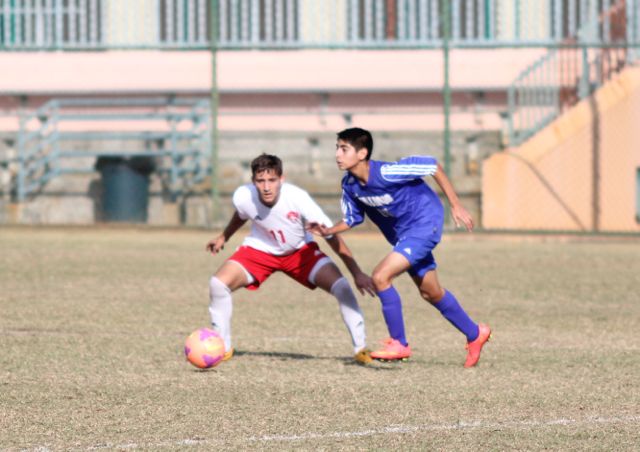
<box><xmin>1</xmin><ymin>227</ymin><xmax>639</xmax><ymax>451</ymax></box>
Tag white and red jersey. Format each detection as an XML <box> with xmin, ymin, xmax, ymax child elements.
<box><xmin>233</xmin><ymin>182</ymin><xmax>333</xmax><ymax>256</ymax></box>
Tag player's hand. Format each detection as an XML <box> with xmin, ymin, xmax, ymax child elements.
<box><xmin>353</xmin><ymin>271</ymin><xmax>376</xmax><ymax>297</ymax></box>
<box><xmin>450</xmin><ymin>205</ymin><xmax>474</xmax><ymax>232</ymax></box>
<box><xmin>306</xmin><ymin>222</ymin><xmax>331</xmax><ymax>237</ymax></box>
<box><xmin>206</xmin><ymin>236</ymin><xmax>226</xmax><ymax>254</ymax></box>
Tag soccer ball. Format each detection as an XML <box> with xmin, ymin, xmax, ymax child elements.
<box><xmin>184</xmin><ymin>328</ymin><xmax>226</xmax><ymax>369</ymax></box>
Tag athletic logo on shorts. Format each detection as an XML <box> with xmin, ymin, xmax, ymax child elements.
<box><xmin>404</xmin><ymin>247</ymin><xmax>412</xmax><ymax>255</ymax></box>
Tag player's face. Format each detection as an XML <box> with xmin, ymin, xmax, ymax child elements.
<box><xmin>335</xmin><ymin>139</ymin><xmax>367</xmax><ymax>171</ymax></box>
<box><xmin>253</xmin><ymin>169</ymin><xmax>283</xmax><ymax>206</ymax></box>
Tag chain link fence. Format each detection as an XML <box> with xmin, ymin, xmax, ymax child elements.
<box><xmin>0</xmin><ymin>0</ymin><xmax>639</xmax><ymax>233</ymax></box>
<box><xmin>484</xmin><ymin>65</ymin><xmax>640</xmax><ymax>234</ymax></box>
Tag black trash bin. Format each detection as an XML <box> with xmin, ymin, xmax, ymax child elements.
<box><xmin>96</xmin><ymin>156</ymin><xmax>155</xmax><ymax>223</ymax></box>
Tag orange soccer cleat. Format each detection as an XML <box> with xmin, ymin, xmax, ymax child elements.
<box><xmin>464</xmin><ymin>323</ymin><xmax>492</xmax><ymax>368</ymax></box>
<box><xmin>370</xmin><ymin>338</ymin><xmax>412</xmax><ymax>361</ymax></box>
<box><xmin>222</xmin><ymin>348</ymin><xmax>235</xmax><ymax>362</ymax></box>
<box><xmin>353</xmin><ymin>348</ymin><xmax>373</xmax><ymax>365</ymax></box>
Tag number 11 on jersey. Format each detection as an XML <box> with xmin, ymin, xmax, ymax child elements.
<box><xmin>269</xmin><ymin>229</ymin><xmax>286</xmax><ymax>243</ymax></box>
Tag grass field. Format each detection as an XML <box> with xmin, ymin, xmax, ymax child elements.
<box><xmin>1</xmin><ymin>227</ymin><xmax>639</xmax><ymax>451</ymax></box>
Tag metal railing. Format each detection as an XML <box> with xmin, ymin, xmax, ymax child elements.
<box><xmin>1</xmin><ymin>0</ymin><xmax>638</xmax><ymax>50</ymax></box>
<box><xmin>507</xmin><ymin>0</ymin><xmax>635</xmax><ymax>146</ymax></box>
<box><xmin>15</xmin><ymin>98</ymin><xmax>210</xmax><ymax>202</ymax></box>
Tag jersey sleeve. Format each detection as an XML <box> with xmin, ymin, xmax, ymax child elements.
<box><xmin>297</xmin><ymin>189</ymin><xmax>333</xmax><ymax>228</ymax></box>
<box><xmin>231</xmin><ymin>185</ymin><xmax>252</xmax><ymax>220</ymax></box>
<box><xmin>380</xmin><ymin>155</ymin><xmax>438</xmax><ymax>182</ymax></box>
<box><xmin>341</xmin><ymin>186</ymin><xmax>364</xmax><ymax>228</ymax></box>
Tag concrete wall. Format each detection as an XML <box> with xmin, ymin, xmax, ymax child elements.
<box><xmin>0</xmin><ymin>49</ymin><xmax>547</xmax><ymax>96</ymax></box>
<box><xmin>0</xmin><ymin>48</ymin><xmax>543</xmax><ymax>135</ymax></box>
<box><xmin>0</xmin><ymin>48</ymin><xmax>530</xmax><ymax>226</ymax></box>
<box><xmin>482</xmin><ymin>66</ymin><xmax>640</xmax><ymax>232</ymax></box>
<box><xmin>1</xmin><ymin>129</ymin><xmax>499</xmax><ymax>227</ymax></box>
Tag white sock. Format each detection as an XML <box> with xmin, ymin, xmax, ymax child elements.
<box><xmin>330</xmin><ymin>277</ymin><xmax>367</xmax><ymax>354</ymax></box>
<box><xmin>208</xmin><ymin>276</ymin><xmax>233</xmax><ymax>352</ymax></box>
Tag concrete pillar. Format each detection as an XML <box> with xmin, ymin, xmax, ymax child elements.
<box><xmin>497</xmin><ymin>0</ymin><xmax>550</xmax><ymax>41</ymax></box>
<box><xmin>162</xmin><ymin>202</ymin><xmax>181</xmax><ymax>226</ymax></box>
<box><xmin>104</xmin><ymin>0</ymin><xmax>159</xmax><ymax>46</ymax></box>
<box><xmin>7</xmin><ymin>203</ymin><xmax>23</xmax><ymax>224</ymax></box>
<box><xmin>299</xmin><ymin>0</ymin><xmax>346</xmax><ymax>44</ymax></box>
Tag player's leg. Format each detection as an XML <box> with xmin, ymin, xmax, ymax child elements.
<box><xmin>209</xmin><ymin>260</ymin><xmax>253</xmax><ymax>359</ymax></box>
<box><xmin>412</xmin><ymin>269</ymin><xmax>479</xmax><ymax>339</ymax></box>
<box><xmin>411</xmin><ymin>270</ymin><xmax>491</xmax><ymax>367</ymax></box>
<box><xmin>312</xmin><ymin>261</ymin><xmax>368</xmax><ymax>358</ymax></box>
<box><xmin>282</xmin><ymin>242</ymin><xmax>370</xmax><ymax>364</ymax></box>
<box><xmin>210</xmin><ymin>246</ymin><xmax>278</xmax><ymax>360</ymax></box>
<box><xmin>369</xmin><ymin>252</ymin><xmax>413</xmax><ymax>359</ymax></box>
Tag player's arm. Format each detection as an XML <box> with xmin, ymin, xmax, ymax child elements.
<box><xmin>324</xmin><ymin>234</ymin><xmax>375</xmax><ymax>296</ymax></box>
<box><xmin>307</xmin><ymin>185</ymin><xmax>363</xmax><ymax>237</ymax></box>
<box><xmin>306</xmin><ymin>220</ymin><xmax>351</xmax><ymax>237</ymax></box>
<box><xmin>383</xmin><ymin>156</ymin><xmax>473</xmax><ymax>230</ymax></box>
<box><xmin>381</xmin><ymin>155</ymin><xmax>439</xmax><ymax>180</ymax></box>
<box><xmin>206</xmin><ymin>210</ymin><xmax>247</xmax><ymax>254</ymax></box>
<box><xmin>432</xmin><ymin>162</ymin><xmax>474</xmax><ymax>231</ymax></box>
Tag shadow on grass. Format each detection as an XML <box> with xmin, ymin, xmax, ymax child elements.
<box><xmin>234</xmin><ymin>349</ymin><xmax>405</xmax><ymax>371</ymax></box>
<box><xmin>234</xmin><ymin>349</ymin><xmax>315</xmax><ymax>360</ymax></box>
<box><xmin>342</xmin><ymin>359</ymin><xmax>407</xmax><ymax>371</ymax></box>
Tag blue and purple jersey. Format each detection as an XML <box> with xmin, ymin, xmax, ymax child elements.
<box><xmin>340</xmin><ymin>156</ymin><xmax>444</xmax><ymax>244</ymax></box>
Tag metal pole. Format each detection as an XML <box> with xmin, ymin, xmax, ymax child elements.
<box><xmin>442</xmin><ymin>0</ymin><xmax>451</xmax><ymax>178</ymax></box>
<box><xmin>579</xmin><ymin>45</ymin><xmax>590</xmax><ymax>99</ymax></box>
<box><xmin>507</xmin><ymin>83</ymin><xmax>516</xmax><ymax>146</ymax></box>
<box><xmin>210</xmin><ymin>0</ymin><xmax>220</xmax><ymax>223</ymax></box>
<box><xmin>17</xmin><ymin>110</ymin><xmax>26</xmax><ymax>203</ymax></box>
<box><xmin>627</xmin><ymin>0</ymin><xmax>637</xmax><ymax>64</ymax></box>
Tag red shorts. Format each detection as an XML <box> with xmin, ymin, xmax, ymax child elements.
<box><xmin>228</xmin><ymin>242</ymin><xmax>330</xmax><ymax>290</ymax></box>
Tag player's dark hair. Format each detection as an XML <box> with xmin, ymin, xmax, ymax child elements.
<box><xmin>251</xmin><ymin>153</ymin><xmax>283</xmax><ymax>178</ymax></box>
<box><xmin>337</xmin><ymin>127</ymin><xmax>373</xmax><ymax>160</ymax></box>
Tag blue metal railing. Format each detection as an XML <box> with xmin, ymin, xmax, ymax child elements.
<box><xmin>1</xmin><ymin>0</ymin><xmax>638</xmax><ymax>50</ymax></box>
<box><xmin>15</xmin><ymin>98</ymin><xmax>210</xmax><ymax>202</ymax></box>
<box><xmin>507</xmin><ymin>50</ymin><xmax>562</xmax><ymax>146</ymax></box>
<box><xmin>507</xmin><ymin>0</ymin><xmax>636</xmax><ymax>147</ymax></box>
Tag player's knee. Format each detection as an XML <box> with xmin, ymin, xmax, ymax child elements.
<box><xmin>371</xmin><ymin>270</ymin><xmax>392</xmax><ymax>292</ymax></box>
<box><xmin>420</xmin><ymin>287</ymin><xmax>445</xmax><ymax>304</ymax></box>
<box><xmin>419</xmin><ymin>289</ymin><xmax>434</xmax><ymax>302</ymax></box>
<box><xmin>209</xmin><ymin>276</ymin><xmax>231</xmax><ymax>299</ymax></box>
<box><xmin>330</xmin><ymin>276</ymin><xmax>353</xmax><ymax>298</ymax></box>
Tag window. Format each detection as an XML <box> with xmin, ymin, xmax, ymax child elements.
<box><xmin>0</xmin><ymin>0</ymin><xmax>103</xmax><ymax>48</ymax></box>
<box><xmin>159</xmin><ymin>0</ymin><xmax>300</xmax><ymax>46</ymax></box>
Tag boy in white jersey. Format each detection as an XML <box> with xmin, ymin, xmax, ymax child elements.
<box><xmin>206</xmin><ymin>153</ymin><xmax>376</xmax><ymax>365</ymax></box>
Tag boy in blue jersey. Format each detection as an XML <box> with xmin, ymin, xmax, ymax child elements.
<box><xmin>308</xmin><ymin>127</ymin><xmax>491</xmax><ymax>367</ymax></box>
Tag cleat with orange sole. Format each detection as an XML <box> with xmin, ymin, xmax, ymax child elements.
<box><xmin>377</xmin><ymin>357</ymin><xmax>410</xmax><ymax>363</ymax></box>
<box><xmin>353</xmin><ymin>348</ymin><xmax>373</xmax><ymax>365</ymax></box>
<box><xmin>371</xmin><ymin>338</ymin><xmax>412</xmax><ymax>361</ymax></box>
<box><xmin>222</xmin><ymin>348</ymin><xmax>234</xmax><ymax>362</ymax></box>
<box><xmin>464</xmin><ymin>323</ymin><xmax>491</xmax><ymax>368</ymax></box>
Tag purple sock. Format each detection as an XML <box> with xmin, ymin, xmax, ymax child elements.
<box><xmin>377</xmin><ymin>286</ymin><xmax>408</xmax><ymax>346</ymax></box>
<box><xmin>434</xmin><ymin>290</ymin><xmax>479</xmax><ymax>342</ymax></box>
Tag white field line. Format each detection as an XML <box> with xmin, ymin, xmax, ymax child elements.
<box><xmin>22</xmin><ymin>415</ymin><xmax>640</xmax><ymax>451</ymax></box>
<box><xmin>248</xmin><ymin>415</ymin><xmax>640</xmax><ymax>442</ymax></box>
